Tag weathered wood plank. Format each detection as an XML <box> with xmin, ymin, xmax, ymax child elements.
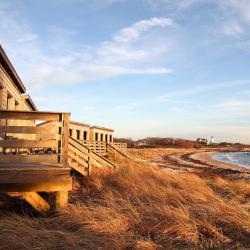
<box><xmin>90</xmin><ymin>158</ymin><xmax>104</xmax><ymax>169</ymax></box>
<box><xmin>0</xmin><ymin>170</ymin><xmax>70</xmax><ymax>183</ymax></box>
<box><xmin>68</xmin><ymin>136</ymin><xmax>116</xmax><ymax>170</ymax></box>
<box><xmin>69</xmin><ymin>137</ymin><xmax>89</xmax><ymax>154</ymax></box>
<box><xmin>69</xmin><ymin>160</ymin><xmax>88</xmax><ymax>176</ymax></box>
<box><xmin>89</xmin><ymin>150</ymin><xmax>117</xmax><ymax>169</ymax></box>
<box><xmin>0</xmin><ymin>154</ymin><xmax>58</xmax><ymax>164</ymax></box>
<box><xmin>107</xmin><ymin>143</ymin><xmax>129</xmax><ymax>158</ymax></box>
<box><xmin>0</xmin><ymin>111</ymin><xmax>61</xmax><ymax>121</ymax></box>
<box><xmin>0</xmin><ymin>162</ymin><xmax>63</xmax><ymax>169</ymax></box>
<box><xmin>68</xmin><ymin>145</ymin><xmax>89</xmax><ymax>161</ymax></box>
<box><xmin>0</xmin><ymin>125</ymin><xmax>56</xmax><ymax>134</ymax></box>
<box><xmin>0</xmin><ymin>139</ymin><xmax>57</xmax><ymax>148</ymax></box>
<box><xmin>0</xmin><ymin>178</ymin><xmax>72</xmax><ymax>192</ymax></box>
<box><xmin>68</xmin><ymin>150</ymin><xmax>88</xmax><ymax>168</ymax></box>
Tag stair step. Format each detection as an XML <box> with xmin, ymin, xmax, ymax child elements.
<box><xmin>69</xmin><ymin>161</ymin><xmax>88</xmax><ymax>176</ymax></box>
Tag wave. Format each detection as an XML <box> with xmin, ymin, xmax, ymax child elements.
<box><xmin>213</xmin><ymin>152</ymin><xmax>250</xmax><ymax>169</ymax></box>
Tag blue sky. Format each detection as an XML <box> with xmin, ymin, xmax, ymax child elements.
<box><xmin>1</xmin><ymin>0</ymin><xmax>250</xmax><ymax>143</ymax></box>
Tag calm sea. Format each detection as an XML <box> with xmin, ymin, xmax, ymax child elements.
<box><xmin>213</xmin><ymin>152</ymin><xmax>250</xmax><ymax>169</ymax></box>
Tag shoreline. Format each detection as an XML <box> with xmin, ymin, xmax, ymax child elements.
<box><xmin>189</xmin><ymin>151</ymin><xmax>250</xmax><ymax>172</ymax></box>
<box><xmin>157</xmin><ymin>149</ymin><xmax>250</xmax><ymax>180</ymax></box>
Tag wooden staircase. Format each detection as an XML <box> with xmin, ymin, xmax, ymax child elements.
<box><xmin>68</xmin><ymin>136</ymin><xmax>117</xmax><ymax>176</ymax></box>
<box><xmin>107</xmin><ymin>143</ymin><xmax>129</xmax><ymax>159</ymax></box>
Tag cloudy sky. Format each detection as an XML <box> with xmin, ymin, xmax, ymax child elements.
<box><xmin>1</xmin><ymin>0</ymin><xmax>250</xmax><ymax>143</ymax></box>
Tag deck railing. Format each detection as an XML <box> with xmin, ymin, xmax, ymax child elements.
<box><xmin>78</xmin><ymin>140</ymin><xmax>127</xmax><ymax>156</ymax></box>
<box><xmin>110</xmin><ymin>142</ymin><xmax>127</xmax><ymax>151</ymax></box>
<box><xmin>0</xmin><ymin>110</ymin><xmax>70</xmax><ymax>167</ymax></box>
<box><xmin>82</xmin><ymin>141</ymin><xmax>108</xmax><ymax>155</ymax></box>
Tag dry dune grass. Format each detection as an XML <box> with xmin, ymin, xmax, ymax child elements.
<box><xmin>128</xmin><ymin>148</ymin><xmax>197</xmax><ymax>161</ymax></box>
<box><xmin>0</xmin><ymin>155</ymin><xmax>250</xmax><ymax>249</ymax></box>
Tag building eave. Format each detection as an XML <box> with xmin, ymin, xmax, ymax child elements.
<box><xmin>0</xmin><ymin>45</ymin><xmax>26</xmax><ymax>94</ymax></box>
<box><xmin>21</xmin><ymin>94</ymin><xmax>38</xmax><ymax>111</ymax></box>
<box><xmin>70</xmin><ymin>120</ymin><xmax>91</xmax><ymax>128</ymax></box>
<box><xmin>91</xmin><ymin>125</ymin><xmax>114</xmax><ymax>132</ymax></box>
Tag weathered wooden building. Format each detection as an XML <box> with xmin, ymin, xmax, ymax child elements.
<box><xmin>0</xmin><ymin>45</ymin><xmax>127</xmax><ymax>213</ymax></box>
<box><xmin>0</xmin><ymin>46</ymin><xmax>37</xmax><ymax>112</ymax></box>
<box><xmin>69</xmin><ymin>121</ymin><xmax>90</xmax><ymax>141</ymax></box>
<box><xmin>90</xmin><ymin>125</ymin><xmax>114</xmax><ymax>143</ymax></box>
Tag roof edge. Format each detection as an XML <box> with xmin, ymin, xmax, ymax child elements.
<box><xmin>0</xmin><ymin>45</ymin><xmax>26</xmax><ymax>93</ymax></box>
<box><xmin>91</xmin><ymin>125</ymin><xmax>114</xmax><ymax>132</ymax></box>
<box><xmin>70</xmin><ymin>120</ymin><xmax>91</xmax><ymax>127</ymax></box>
<box><xmin>21</xmin><ymin>94</ymin><xmax>37</xmax><ymax>111</ymax></box>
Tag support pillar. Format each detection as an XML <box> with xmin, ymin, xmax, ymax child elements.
<box><xmin>55</xmin><ymin>191</ymin><xmax>68</xmax><ymax>210</ymax></box>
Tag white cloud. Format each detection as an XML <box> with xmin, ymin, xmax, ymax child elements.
<box><xmin>144</xmin><ymin>0</ymin><xmax>208</xmax><ymax>10</ymax></box>
<box><xmin>221</xmin><ymin>0</ymin><xmax>250</xmax><ymax>23</ymax></box>
<box><xmin>96</xmin><ymin>79</ymin><xmax>250</xmax><ymax>117</ymax></box>
<box><xmin>114</xmin><ymin>17</ymin><xmax>173</xmax><ymax>43</ymax></box>
<box><xmin>215</xmin><ymin>100</ymin><xmax>250</xmax><ymax>109</ymax></box>
<box><xmin>0</xmin><ymin>4</ymin><xmax>174</xmax><ymax>89</ymax></box>
<box><xmin>222</xmin><ymin>20</ymin><xmax>244</xmax><ymax>37</ymax></box>
<box><xmin>147</xmin><ymin>80</ymin><xmax>250</xmax><ymax>104</ymax></box>
<box><xmin>145</xmin><ymin>0</ymin><xmax>250</xmax><ymax>38</ymax></box>
<box><xmin>16</xmin><ymin>34</ymin><xmax>39</xmax><ymax>43</ymax></box>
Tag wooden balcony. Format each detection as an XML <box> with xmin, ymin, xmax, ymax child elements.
<box><xmin>0</xmin><ymin>110</ymin><xmax>71</xmax><ymax>212</ymax></box>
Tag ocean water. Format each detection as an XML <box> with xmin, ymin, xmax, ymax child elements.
<box><xmin>213</xmin><ymin>152</ymin><xmax>250</xmax><ymax>168</ymax></box>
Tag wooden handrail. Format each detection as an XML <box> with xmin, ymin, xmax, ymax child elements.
<box><xmin>0</xmin><ymin>110</ymin><xmax>70</xmax><ymax>168</ymax></box>
<box><xmin>107</xmin><ymin>143</ymin><xmax>129</xmax><ymax>159</ymax></box>
<box><xmin>68</xmin><ymin>136</ymin><xmax>117</xmax><ymax>173</ymax></box>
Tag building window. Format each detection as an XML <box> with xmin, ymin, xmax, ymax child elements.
<box><xmin>76</xmin><ymin>130</ymin><xmax>81</xmax><ymax>140</ymax></box>
<box><xmin>69</xmin><ymin>129</ymin><xmax>72</xmax><ymax>136</ymax></box>
<box><xmin>95</xmin><ymin>133</ymin><xmax>99</xmax><ymax>141</ymax></box>
<box><xmin>110</xmin><ymin>135</ymin><xmax>112</xmax><ymax>142</ymax></box>
<box><xmin>105</xmin><ymin>134</ymin><xmax>108</xmax><ymax>142</ymax></box>
<box><xmin>83</xmin><ymin>131</ymin><xmax>87</xmax><ymax>140</ymax></box>
<box><xmin>100</xmin><ymin>133</ymin><xmax>103</xmax><ymax>141</ymax></box>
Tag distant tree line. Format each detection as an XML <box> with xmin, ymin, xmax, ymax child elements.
<box><xmin>114</xmin><ymin>137</ymin><xmax>248</xmax><ymax>149</ymax></box>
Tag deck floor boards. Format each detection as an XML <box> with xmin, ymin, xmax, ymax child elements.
<box><xmin>0</xmin><ymin>163</ymin><xmax>72</xmax><ymax>192</ymax></box>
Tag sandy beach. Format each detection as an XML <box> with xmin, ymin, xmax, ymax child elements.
<box><xmin>189</xmin><ymin>151</ymin><xmax>250</xmax><ymax>171</ymax></box>
<box><xmin>129</xmin><ymin>148</ymin><xmax>250</xmax><ymax>180</ymax></box>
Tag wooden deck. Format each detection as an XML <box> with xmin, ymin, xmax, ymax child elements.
<box><xmin>0</xmin><ymin>163</ymin><xmax>72</xmax><ymax>192</ymax></box>
<box><xmin>0</xmin><ymin>110</ymin><xmax>127</xmax><ymax>213</ymax></box>
<box><xmin>0</xmin><ymin>110</ymin><xmax>71</xmax><ymax>212</ymax></box>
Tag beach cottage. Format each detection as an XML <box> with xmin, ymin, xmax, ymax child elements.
<box><xmin>90</xmin><ymin>126</ymin><xmax>114</xmax><ymax>143</ymax></box>
<box><xmin>0</xmin><ymin>45</ymin><xmax>127</xmax><ymax>212</ymax></box>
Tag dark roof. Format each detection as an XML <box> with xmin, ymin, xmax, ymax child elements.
<box><xmin>91</xmin><ymin>126</ymin><xmax>114</xmax><ymax>132</ymax></box>
<box><xmin>70</xmin><ymin>120</ymin><xmax>91</xmax><ymax>127</ymax></box>
<box><xmin>21</xmin><ymin>94</ymin><xmax>37</xmax><ymax>111</ymax></box>
<box><xmin>0</xmin><ymin>45</ymin><xmax>26</xmax><ymax>93</ymax></box>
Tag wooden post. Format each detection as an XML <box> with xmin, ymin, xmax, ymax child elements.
<box><xmin>61</xmin><ymin>113</ymin><xmax>70</xmax><ymax>168</ymax></box>
<box><xmin>0</xmin><ymin>89</ymin><xmax>7</xmax><ymax>153</ymax></box>
<box><xmin>0</xmin><ymin>88</ymin><xmax>7</xmax><ymax>110</ymax></box>
<box><xmin>8</xmin><ymin>192</ymin><xmax>50</xmax><ymax>213</ymax></box>
<box><xmin>55</xmin><ymin>191</ymin><xmax>68</xmax><ymax>210</ymax></box>
<box><xmin>87</xmin><ymin>148</ymin><xmax>91</xmax><ymax>176</ymax></box>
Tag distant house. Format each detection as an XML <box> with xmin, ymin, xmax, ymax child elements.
<box><xmin>90</xmin><ymin>125</ymin><xmax>114</xmax><ymax>143</ymax></box>
<box><xmin>197</xmin><ymin>137</ymin><xmax>215</xmax><ymax>145</ymax></box>
<box><xmin>135</xmin><ymin>139</ymin><xmax>148</xmax><ymax>147</ymax></box>
<box><xmin>69</xmin><ymin>121</ymin><xmax>91</xmax><ymax>141</ymax></box>
<box><xmin>69</xmin><ymin>122</ymin><xmax>114</xmax><ymax>143</ymax></box>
